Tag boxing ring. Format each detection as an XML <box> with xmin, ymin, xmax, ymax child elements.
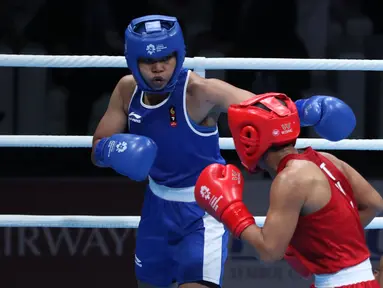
<box><xmin>1</xmin><ymin>54</ymin><xmax>383</xmax><ymax>230</ymax></box>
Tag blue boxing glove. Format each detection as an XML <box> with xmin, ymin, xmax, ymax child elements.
<box><xmin>94</xmin><ymin>134</ymin><xmax>157</xmax><ymax>181</ymax></box>
<box><xmin>295</xmin><ymin>96</ymin><xmax>356</xmax><ymax>142</ymax></box>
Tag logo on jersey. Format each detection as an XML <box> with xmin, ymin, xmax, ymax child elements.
<box><xmin>169</xmin><ymin>106</ymin><xmax>177</xmax><ymax>127</ymax></box>
<box><xmin>135</xmin><ymin>254</ymin><xmax>142</xmax><ymax>267</ymax></box>
<box><xmin>129</xmin><ymin>112</ymin><xmax>142</xmax><ymax>123</ymax></box>
<box><xmin>320</xmin><ymin>162</ymin><xmax>355</xmax><ymax>208</ymax></box>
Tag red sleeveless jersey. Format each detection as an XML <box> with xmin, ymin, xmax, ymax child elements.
<box><xmin>277</xmin><ymin>147</ymin><xmax>370</xmax><ymax>274</ymax></box>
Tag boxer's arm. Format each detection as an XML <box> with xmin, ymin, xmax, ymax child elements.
<box><xmin>91</xmin><ymin>75</ymin><xmax>135</xmax><ymax>166</ymax></box>
<box><xmin>188</xmin><ymin>72</ymin><xmax>255</xmax><ymax>112</ymax></box>
<box><xmin>320</xmin><ymin>152</ymin><xmax>383</xmax><ymax>227</ymax></box>
<box><xmin>375</xmin><ymin>256</ymin><xmax>383</xmax><ymax>286</ymax></box>
<box><xmin>341</xmin><ymin>160</ymin><xmax>383</xmax><ymax>227</ymax></box>
<box><xmin>240</xmin><ymin>168</ymin><xmax>306</xmax><ymax>262</ymax></box>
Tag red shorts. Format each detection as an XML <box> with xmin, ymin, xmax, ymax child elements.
<box><xmin>310</xmin><ymin>280</ymin><xmax>380</xmax><ymax>288</ymax></box>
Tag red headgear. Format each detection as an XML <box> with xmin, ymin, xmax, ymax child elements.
<box><xmin>228</xmin><ymin>93</ymin><xmax>300</xmax><ymax>172</ymax></box>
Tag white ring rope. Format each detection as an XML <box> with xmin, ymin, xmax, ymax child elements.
<box><xmin>0</xmin><ymin>215</ymin><xmax>381</xmax><ymax>229</ymax></box>
<box><xmin>2</xmin><ymin>54</ymin><xmax>383</xmax><ymax>71</ymax></box>
<box><xmin>0</xmin><ymin>135</ymin><xmax>382</xmax><ymax>150</ymax></box>
<box><xmin>2</xmin><ymin>54</ymin><xmax>382</xmax><ymax>230</ymax></box>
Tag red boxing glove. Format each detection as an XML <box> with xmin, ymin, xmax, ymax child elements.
<box><xmin>284</xmin><ymin>245</ymin><xmax>312</xmax><ymax>279</ymax></box>
<box><xmin>195</xmin><ymin>163</ymin><xmax>255</xmax><ymax>238</ymax></box>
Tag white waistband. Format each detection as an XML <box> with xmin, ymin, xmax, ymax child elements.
<box><xmin>314</xmin><ymin>259</ymin><xmax>374</xmax><ymax>288</ymax></box>
<box><xmin>148</xmin><ymin>177</ymin><xmax>196</xmax><ymax>202</ymax></box>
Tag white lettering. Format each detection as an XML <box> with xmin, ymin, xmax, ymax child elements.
<box><xmin>129</xmin><ymin>112</ymin><xmax>142</xmax><ymax>123</ymax></box>
<box><xmin>109</xmin><ymin>229</ymin><xmax>132</xmax><ymax>256</ymax></box>
<box><xmin>43</xmin><ymin>228</ymin><xmax>84</xmax><ymax>256</ymax></box>
<box><xmin>232</xmin><ymin>170</ymin><xmax>241</xmax><ymax>184</ymax></box>
<box><xmin>0</xmin><ymin>228</ymin><xmax>133</xmax><ymax>257</ymax></box>
<box><xmin>82</xmin><ymin>228</ymin><xmax>109</xmax><ymax>256</ymax></box>
<box><xmin>320</xmin><ymin>162</ymin><xmax>353</xmax><ymax>207</ymax></box>
<box><xmin>281</xmin><ymin>123</ymin><xmax>293</xmax><ymax>134</ymax></box>
<box><xmin>4</xmin><ymin>227</ymin><xmax>11</xmax><ymax>256</ymax></box>
<box><xmin>129</xmin><ymin>117</ymin><xmax>141</xmax><ymax>123</ymax></box>
<box><xmin>108</xmin><ymin>140</ymin><xmax>116</xmax><ymax>157</ymax></box>
<box><xmin>320</xmin><ymin>163</ymin><xmax>336</xmax><ymax>180</ymax></box>
<box><xmin>281</xmin><ymin>129</ymin><xmax>293</xmax><ymax>135</ymax></box>
<box><xmin>209</xmin><ymin>195</ymin><xmax>223</xmax><ymax>211</ymax></box>
<box><xmin>18</xmin><ymin>228</ymin><xmax>40</xmax><ymax>256</ymax></box>
<box><xmin>231</xmin><ymin>266</ymin><xmax>283</xmax><ymax>280</ymax></box>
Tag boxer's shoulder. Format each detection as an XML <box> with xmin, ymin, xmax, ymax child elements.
<box><xmin>186</xmin><ymin>71</ymin><xmax>207</xmax><ymax>99</ymax></box>
<box><xmin>114</xmin><ymin>75</ymin><xmax>137</xmax><ymax>111</ymax></box>
<box><xmin>186</xmin><ymin>71</ymin><xmax>223</xmax><ymax>102</ymax></box>
<box><xmin>283</xmin><ymin>158</ymin><xmax>321</xmax><ymax>179</ymax></box>
<box><xmin>116</xmin><ymin>75</ymin><xmax>137</xmax><ymax>96</ymax></box>
<box><xmin>318</xmin><ymin>152</ymin><xmax>344</xmax><ymax>172</ymax></box>
<box><xmin>275</xmin><ymin>160</ymin><xmax>324</xmax><ymax>196</ymax></box>
<box><xmin>270</xmin><ymin>168</ymin><xmax>308</xmax><ymax>209</ymax></box>
<box><xmin>185</xmin><ymin>71</ymin><xmax>217</xmax><ymax>120</ymax></box>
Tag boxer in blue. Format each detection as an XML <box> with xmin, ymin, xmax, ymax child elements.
<box><xmin>91</xmin><ymin>15</ymin><xmax>356</xmax><ymax>288</ymax></box>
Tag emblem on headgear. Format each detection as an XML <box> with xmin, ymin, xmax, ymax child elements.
<box><xmin>124</xmin><ymin>15</ymin><xmax>186</xmax><ymax>93</ymax></box>
<box><xmin>146</xmin><ymin>44</ymin><xmax>156</xmax><ymax>55</ymax></box>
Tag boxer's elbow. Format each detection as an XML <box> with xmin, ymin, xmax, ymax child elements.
<box><xmin>259</xmin><ymin>249</ymin><xmax>284</xmax><ymax>263</ymax></box>
<box><xmin>372</xmin><ymin>201</ymin><xmax>383</xmax><ymax>222</ymax></box>
<box><xmin>376</xmin><ymin>198</ymin><xmax>383</xmax><ymax>214</ymax></box>
<box><xmin>256</xmin><ymin>241</ymin><xmax>285</xmax><ymax>263</ymax></box>
<box><xmin>258</xmin><ymin>254</ymin><xmax>277</xmax><ymax>264</ymax></box>
<box><xmin>260</xmin><ymin>235</ymin><xmax>285</xmax><ymax>263</ymax></box>
<box><xmin>364</xmin><ymin>197</ymin><xmax>383</xmax><ymax>216</ymax></box>
<box><xmin>358</xmin><ymin>199</ymin><xmax>383</xmax><ymax>227</ymax></box>
<box><xmin>244</xmin><ymin>226</ymin><xmax>284</xmax><ymax>263</ymax></box>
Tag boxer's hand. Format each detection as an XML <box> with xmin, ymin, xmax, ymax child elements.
<box><xmin>284</xmin><ymin>245</ymin><xmax>312</xmax><ymax>279</ymax></box>
<box><xmin>295</xmin><ymin>96</ymin><xmax>356</xmax><ymax>141</ymax></box>
<box><xmin>195</xmin><ymin>164</ymin><xmax>255</xmax><ymax>238</ymax></box>
<box><xmin>94</xmin><ymin>133</ymin><xmax>157</xmax><ymax>181</ymax></box>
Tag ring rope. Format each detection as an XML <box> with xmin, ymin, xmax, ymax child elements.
<box><xmin>0</xmin><ymin>135</ymin><xmax>382</xmax><ymax>150</ymax></box>
<box><xmin>2</xmin><ymin>54</ymin><xmax>381</xmax><ymax>229</ymax></box>
<box><xmin>1</xmin><ymin>54</ymin><xmax>383</xmax><ymax>71</ymax></box>
<box><xmin>0</xmin><ymin>215</ymin><xmax>381</xmax><ymax>229</ymax></box>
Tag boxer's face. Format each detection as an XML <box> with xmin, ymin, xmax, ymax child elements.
<box><xmin>138</xmin><ymin>53</ymin><xmax>177</xmax><ymax>90</ymax></box>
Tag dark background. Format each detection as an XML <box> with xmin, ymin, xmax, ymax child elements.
<box><xmin>1</xmin><ymin>0</ymin><xmax>383</xmax><ymax>287</ymax></box>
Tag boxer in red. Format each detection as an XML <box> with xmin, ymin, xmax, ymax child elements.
<box><xmin>194</xmin><ymin>92</ymin><xmax>383</xmax><ymax>287</ymax></box>
<box><xmin>374</xmin><ymin>256</ymin><xmax>383</xmax><ymax>286</ymax></box>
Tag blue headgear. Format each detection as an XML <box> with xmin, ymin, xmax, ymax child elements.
<box><xmin>124</xmin><ymin>15</ymin><xmax>186</xmax><ymax>93</ymax></box>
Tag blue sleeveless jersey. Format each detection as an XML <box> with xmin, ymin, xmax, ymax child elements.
<box><xmin>127</xmin><ymin>69</ymin><xmax>225</xmax><ymax>188</ymax></box>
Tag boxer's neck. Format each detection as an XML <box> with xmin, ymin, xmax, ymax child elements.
<box><xmin>143</xmin><ymin>92</ymin><xmax>170</xmax><ymax>106</ymax></box>
<box><xmin>265</xmin><ymin>146</ymin><xmax>298</xmax><ymax>173</ymax></box>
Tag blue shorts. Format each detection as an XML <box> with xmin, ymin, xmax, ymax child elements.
<box><xmin>135</xmin><ymin>181</ymin><xmax>229</xmax><ymax>287</ymax></box>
